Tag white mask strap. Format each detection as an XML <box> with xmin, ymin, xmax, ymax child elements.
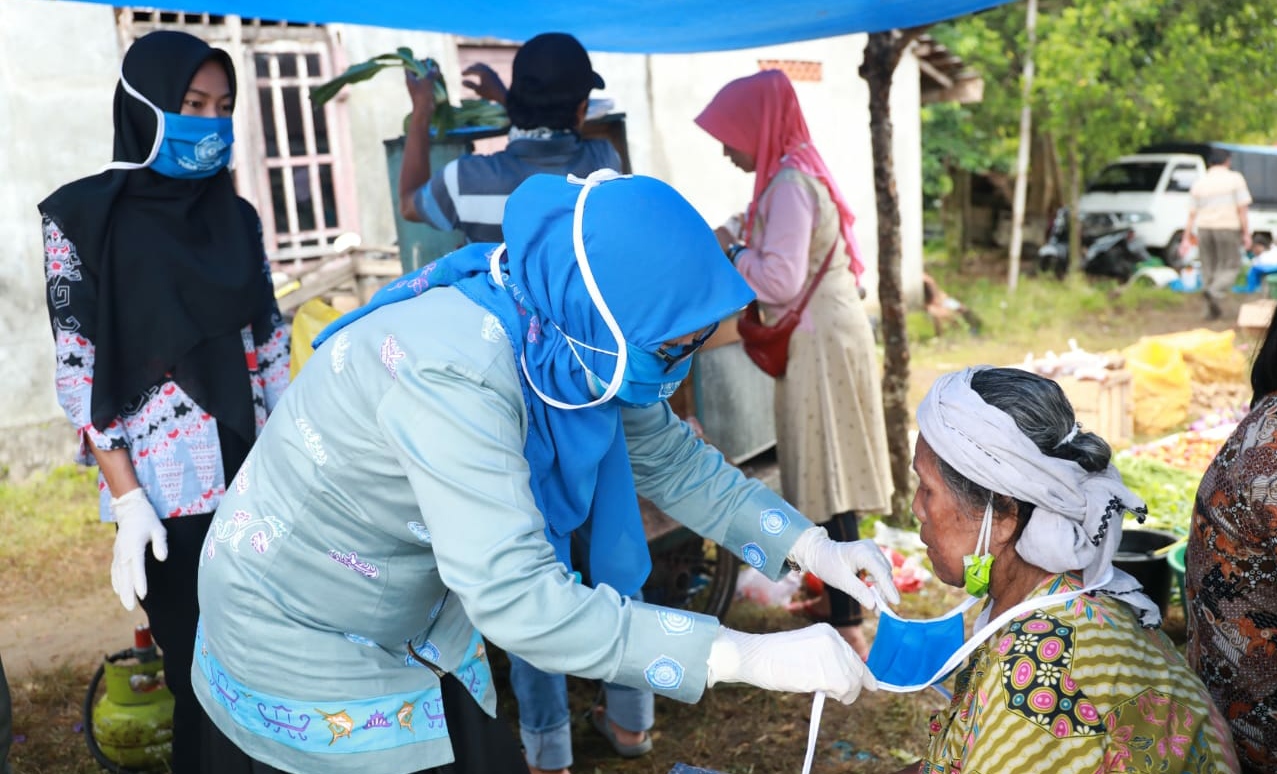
<box><xmin>509</xmin><ymin>169</ymin><xmax>634</xmax><ymax>412</ymax></box>
<box><xmin>873</xmin><ymin>585</ymin><xmax>982</xmax><ymax>622</ymax></box>
<box><xmin>488</xmin><ymin>243</ymin><xmax>508</xmax><ymax>286</ymax></box>
<box><xmin>973</xmin><ymin>497</ymin><xmax>994</xmax><ymax>558</ymax></box>
<box><xmin>549</xmin><ymin>321</ymin><xmax>618</xmax><ymax>358</ymax></box>
<box><xmin>551</xmin><ymin>322</ymin><xmax>616</xmax><ymax>392</ymax></box>
<box><xmin>801</xmin><ymin>691</ymin><xmax>824</xmax><ymax>774</ymax></box>
<box><xmin>99</xmin><ymin>71</ymin><xmax>165</xmax><ymax>173</ymax></box>
<box><xmin>567</xmin><ymin>169</ymin><xmax>629</xmax><ymax>406</ymax></box>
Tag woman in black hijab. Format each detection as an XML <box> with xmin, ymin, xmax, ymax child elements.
<box><xmin>39</xmin><ymin>30</ymin><xmax>289</xmax><ymax>772</ymax></box>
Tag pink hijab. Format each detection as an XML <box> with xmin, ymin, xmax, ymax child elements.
<box><xmin>695</xmin><ymin>69</ymin><xmax>864</xmax><ymax>279</ymax></box>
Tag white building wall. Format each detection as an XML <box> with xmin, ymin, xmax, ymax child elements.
<box><xmin>592</xmin><ymin>35</ymin><xmax>924</xmax><ymax>307</ymax></box>
<box><xmin>0</xmin><ymin>0</ymin><xmax>118</xmax><ymax>475</ymax></box>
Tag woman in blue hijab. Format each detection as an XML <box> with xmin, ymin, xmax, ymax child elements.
<box><xmin>194</xmin><ymin>170</ymin><xmax>897</xmax><ymax>774</ymax></box>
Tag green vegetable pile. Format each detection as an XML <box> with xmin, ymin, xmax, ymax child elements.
<box><xmin>309</xmin><ymin>48</ymin><xmax>508</xmax><ymax>135</ymax></box>
<box><xmin>1113</xmin><ymin>453</ymin><xmax>1202</xmax><ymax>535</ymax></box>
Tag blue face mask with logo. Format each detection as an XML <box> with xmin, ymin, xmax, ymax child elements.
<box><xmin>101</xmin><ymin>74</ymin><xmax>233</xmax><ymax>179</ymax></box>
<box><xmin>151</xmin><ymin>112</ymin><xmax>233</xmax><ymax>179</ymax></box>
<box><xmin>594</xmin><ymin>344</ymin><xmax>692</xmax><ymax>408</ymax></box>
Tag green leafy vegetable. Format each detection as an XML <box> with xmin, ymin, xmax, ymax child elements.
<box><xmin>310</xmin><ymin>48</ymin><xmax>507</xmax><ymax>135</ymax></box>
<box><xmin>311</xmin><ymin>49</ymin><xmax>435</xmax><ymax>106</ymax></box>
<box><xmin>1113</xmin><ymin>454</ymin><xmax>1201</xmax><ymax>536</ymax></box>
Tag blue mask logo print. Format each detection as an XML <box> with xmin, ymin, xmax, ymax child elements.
<box><xmin>193</xmin><ymin>132</ymin><xmax>228</xmax><ymax>166</ymax></box>
<box><xmin>151</xmin><ymin>112</ymin><xmax>234</xmax><ymax>179</ymax></box>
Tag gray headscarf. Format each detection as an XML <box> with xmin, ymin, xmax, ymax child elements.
<box><xmin>917</xmin><ymin>367</ymin><xmax>1161</xmax><ymax>627</ymax></box>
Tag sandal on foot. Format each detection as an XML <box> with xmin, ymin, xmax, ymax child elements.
<box><xmin>589</xmin><ymin>708</ymin><xmax>653</xmax><ymax>758</ymax></box>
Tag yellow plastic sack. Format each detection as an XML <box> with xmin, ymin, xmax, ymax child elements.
<box><xmin>1144</xmin><ymin>328</ymin><xmax>1245</xmax><ymax>385</ymax></box>
<box><xmin>1121</xmin><ymin>338</ymin><xmax>1191</xmax><ymax>437</ymax></box>
<box><xmin>289</xmin><ymin>299</ymin><xmax>342</xmax><ymax>381</ymax></box>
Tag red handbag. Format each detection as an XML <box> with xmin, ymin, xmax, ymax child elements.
<box><xmin>736</xmin><ymin>243</ymin><xmax>839</xmax><ymax>378</ymax></box>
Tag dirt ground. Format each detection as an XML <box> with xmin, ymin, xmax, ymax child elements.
<box><xmin>2</xmin><ymin>540</ymin><xmax>143</xmax><ymax>681</ymax></box>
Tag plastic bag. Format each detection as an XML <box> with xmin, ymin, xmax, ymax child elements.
<box><xmin>1121</xmin><ymin>338</ymin><xmax>1191</xmax><ymax>436</ymax></box>
<box><xmin>1147</xmin><ymin>328</ymin><xmax>1245</xmax><ymax>385</ymax></box>
<box><xmin>289</xmin><ymin>299</ymin><xmax>342</xmax><ymax>381</ymax></box>
<box><xmin>734</xmin><ymin>566</ymin><xmax>801</xmax><ymax>607</ymax></box>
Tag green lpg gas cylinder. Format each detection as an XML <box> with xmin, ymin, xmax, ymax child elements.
<box><xmin>91</xmin><ymin>626</ymin><xmax>174</xmax><ymax>771</ymax></box>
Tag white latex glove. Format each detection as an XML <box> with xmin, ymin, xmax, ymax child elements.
<box><xmin>786</xmin><ymin>526</ymin><xmax>901</xmax><ymax>609</ymax></box>
<box><xmin>706</xmin><ymin>624</ymin><xmax>877</xmax><ymax>704</ymax></box>
<box><xmin>109</xmin><ymin>488</ymin><xmax>168</xmax><ymax>611</ymax></box>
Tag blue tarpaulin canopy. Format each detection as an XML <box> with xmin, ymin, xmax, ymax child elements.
<box><xmin>70</xmin><ymin>0</ymin><xmax>1012</xmax><ymax>52</ymax></box>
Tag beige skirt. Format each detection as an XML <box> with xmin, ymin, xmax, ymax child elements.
<box><xmin>774</xmin><ymin>281</ymin><xmax>892</xmax><ymax>521</ymax></box>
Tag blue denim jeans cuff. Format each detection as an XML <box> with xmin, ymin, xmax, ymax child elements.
<box><xmin>519</xmin><ymin>718</ymin><xmax>572</xmax><ymax>770</ymax></box>
<box><xmin>603</xmin><ymin>682</ymin><xmax>655</xmax><ymax>733</ymax></box>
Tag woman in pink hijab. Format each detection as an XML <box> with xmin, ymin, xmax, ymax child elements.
<box><xmin>696</xmin><ymin>69</ymin><xmax>892</xmax><ymax>658</ymax></box>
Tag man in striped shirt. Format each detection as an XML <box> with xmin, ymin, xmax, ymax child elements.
<box><xmin>399</xmin><ymin>32</ymin><xmax>620</xmax><ymax>243</ymax></box>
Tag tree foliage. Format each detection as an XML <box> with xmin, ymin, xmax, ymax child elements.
<box><xmin>925</xmin><ymin>0</ymin><xmax>1277</xmax><ymax>204</ymax></box>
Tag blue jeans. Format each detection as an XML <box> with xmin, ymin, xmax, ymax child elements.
<box><xmin>508</xmin><ymin>654</ymin><xmax>654</xmax><ymax>770</ymax></box>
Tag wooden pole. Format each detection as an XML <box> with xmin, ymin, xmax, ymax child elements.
<box><xmin>1007</xmin><ymin>0</ymin><xmax>1038</xmax><ymax>292</ymax></box>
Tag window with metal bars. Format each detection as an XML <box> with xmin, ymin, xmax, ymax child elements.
<box><xmin>251</xmin><ymin>42</ymin><xmax>356</xmax><ymax>263</ymax></box>
<box><xmin>116</xmin><ymin>8</ymin><xmax>358</xmax><ymax>267</ymax></box>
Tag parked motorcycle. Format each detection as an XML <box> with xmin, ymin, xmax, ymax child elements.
<box><xmin>1037</xmin><ymin>208</ymin><xmax>1154</xmax><ymax>282</ymax></box>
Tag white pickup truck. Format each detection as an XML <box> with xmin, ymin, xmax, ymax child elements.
<box><xmin>1078</xmin><ymin>142</ymin><xmax>1277</xmax><ymax>265</ymax></box>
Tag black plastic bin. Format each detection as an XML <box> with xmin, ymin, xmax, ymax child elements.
<box><xmin>1112</xmin><ymin>528</ymin><xmax>1179</xmax><ymax>618</ymax></box>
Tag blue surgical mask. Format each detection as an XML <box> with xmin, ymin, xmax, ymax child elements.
<box><xmin>150</xmin><ymin>112</ymin><xmax>233</xmax><ymax>178</ymax></box>
<box><xmin>865</xmin><ymin>593</ymin><xmax>981</xmax><ymax>692</ymax></box>
<box><xmin>100</xmin><ymin>73</ymin><xmax>233</xmax><ymax>179</ymax></box>
<box><xmin>612</xmin><ymin>344</ymin><xmax>691</xmax><ymax>408</ymax></box>
<box><xmin>582</xmin><ymin>343</ymin><xmax>691</xmax><ymax>408</ymax></box>
<box><xmin>865</xmin><ymin>569</ymin><xmax>1114</xmax><ymax>693</ymax></box>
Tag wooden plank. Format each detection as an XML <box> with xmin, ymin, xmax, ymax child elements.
<box><xmin>277</xmin><ymin>263</ymin><xmax>356</xmax><ymax>314</ymax></box>
<box><xmin>354</xmin><ymin>257</ymin><xmax>405</xmax><ymax>277</ymax></box>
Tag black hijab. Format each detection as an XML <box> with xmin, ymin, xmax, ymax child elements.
<box><xmin>39</xmin><ymin>30</ymin><xmax>273</xmax><ymax>446</ymax></box>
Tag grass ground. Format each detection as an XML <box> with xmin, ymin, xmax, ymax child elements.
<box><xmin>0</xmin><ymin>261</ymin><xmax>1225</xmax><ymax>773</ymax></box>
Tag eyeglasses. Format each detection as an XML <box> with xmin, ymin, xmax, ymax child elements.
<box><xmin>654</xmin><ymin>322</ymin><xmax>719</xmax><ymax>373</ymax></box>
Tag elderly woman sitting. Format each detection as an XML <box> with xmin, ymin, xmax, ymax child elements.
<box><xmin>886</xmin><ymin>367</ymin><xmax>1237</xmax><ymax>774</ymax></box>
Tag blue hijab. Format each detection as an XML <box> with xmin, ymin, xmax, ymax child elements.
<box><xmin>315</xmin><ymin>171</ymin><xmax>754</xmax><ymax>595</ymax></box>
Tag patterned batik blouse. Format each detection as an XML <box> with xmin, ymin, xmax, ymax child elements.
<box><xmin>1187</xmin><ymin>395</ymin><xmax>1277</xmax><ymax>774</ymax></box>
<box><xmin>924</xmin><ymin>572</ymin><xmax>1239</xmax><ymax>774</ymax></box>
<box><xmin>43</xmin><ymin>215</ymin><xmax>291</xmax><ymax>521</ymax></box>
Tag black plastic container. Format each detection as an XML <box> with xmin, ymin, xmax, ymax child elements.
<box><xmin>1112</xmin><ymin>528</ymin><xmax>1179</xmax><ymax>617</ymax></box>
